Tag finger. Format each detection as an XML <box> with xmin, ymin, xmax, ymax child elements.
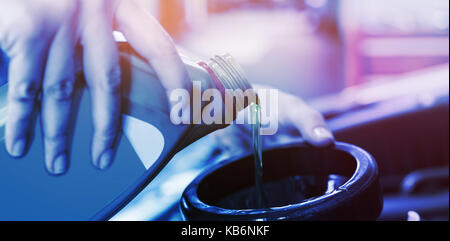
<box><xmin>115</xmin><ymin>1</ymin><xmax>191</xmax><ymax>109</ymax></box>
<box><xmin>41</xmin><ymin>16</ymin><xmax>78</xmax><ymax>175</ymax></box>
<box><xmin>289</xmin><ymin>100</ymin><xmax>334</xmax><ymax>147</ymax></box>
<box><xmin>5</xmin><ymin>42</ymin><xmax>48</xmax><ymax>157</ymax></box>
<box><xmin>81</xmin><ymin>6</ymin><xmax>121</xmax><ymax>170</ymax></box>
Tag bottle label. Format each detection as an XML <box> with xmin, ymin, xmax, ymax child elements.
<box><xmin>122</xmin><ymin>114</ymin><xmax>165</xmax><ymax>169</ymax></box>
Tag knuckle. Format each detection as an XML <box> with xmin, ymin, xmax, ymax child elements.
<box><xmin>5</xmin><ymin>1</ymin><xmax>78</xmax><ymax>47</ymax></box>
<box><xmin>96</xmin><ymin>66</ymin><xmax>121</xmax><ymax>94</ymax></box>
<box><xmin>1</xmin><ymin>3</ymin><xmax>50</xmax><ymax>47</ymax></box>
<box><xmin>92</xmin><ymin>113</ymin><xmax>120</xmax><ymax>140</ymax></box>
<box><xmin>61</xmin><ymin>0</ymin><xmax>80</xmax><ymax>14</ymax></box>
<box><xmin>54</xmin><ymin>0</ymin><xmax>80</xmax><ymax>22</ymax></box>
<box><xmin>94</xmin><ymin>125</ymin><xmax>118</xmax><ymax>143</ymax></box>
<box><xmin>14</xmin><ymin>10</ymin><xmax>46</xmax><ymax>44</ymax></box>
<box><xmin>44</xmin><ymin>131</ymin><xmax>67</xmax><ymax>144</ymax></box>
<box><xmin>43</xmin><ymin>79</ymin><xmax>75</xmax><ymax>101</ymax></box>
<box><xmin>82</xmin><ymin>0</ymin><xmax>110</xmax><ymax>12</ymax></box>
<box><xmin>10</xmin><ymin>81</ymin><xmax>40</xmax><ymax>102</ymax></box>
<box><xmin>16</xmin><ymin>24</ymin><xmax>41</xmax><ymax>46</ymax></box>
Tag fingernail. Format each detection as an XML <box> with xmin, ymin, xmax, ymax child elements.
<box><xmin>52</xmin><ymin>153</ymin><xmax>68</xmax><ymax>175</ymax></box>
<box><xmin>97</xmin><ymin>149</ymin><xmax>113</xmax><ymax>170</ymax></box>
<box><xmin>313</xmin><ymin>126</ymin><xmax>334</xmax><ymax>140</ymax></box>
<box><xmin>10</xmin><ymin>139</ymin><xmax>26</xmax><ymax>157</ymax></box>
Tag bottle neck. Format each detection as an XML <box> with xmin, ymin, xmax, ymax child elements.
<box><xmin>198</xmin><ymin>54</ymin><xmax>255</xmax><ymax>112</ymax></box>
<box><xmin>208</xmin><ymin>54</ymin><xmax>252</xmax><ymax>91</ymax></box>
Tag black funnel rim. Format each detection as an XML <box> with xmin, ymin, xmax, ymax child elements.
<box><xmin>180</xmin><ymin>141</ymin><xmax>382</xmax><ymax>221</ymax></box>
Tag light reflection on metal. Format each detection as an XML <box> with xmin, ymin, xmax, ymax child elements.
<box><xmin>407</xmin><ymin>210</ymin><xmax>421</xmax><ymax>221</ymax></box>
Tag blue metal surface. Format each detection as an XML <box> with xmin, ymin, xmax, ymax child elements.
<box><xmin>0</xmin><ymin>86</ymin><xmax>147</xmax><ymax>220</ymax></box>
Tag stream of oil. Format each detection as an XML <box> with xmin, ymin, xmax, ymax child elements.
<box><xmin>250</xmin><ymin>102</ymin><xmax>268</xmax><ymax>208</ymax></box>
<box><xmin>216</xmin><ymin>102</ymin><xmax>349</xmax><ymax>210</ymax></box>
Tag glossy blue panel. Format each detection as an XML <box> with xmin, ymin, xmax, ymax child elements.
<box><xmin>0</xmin><ymin>50</ymin><xmax>7</xmax><ymax>86</ymax></box>
<box><xmin>0</xmin><ymin>88</ymin><xmax>146</xmax><ymax>220</ymax></box>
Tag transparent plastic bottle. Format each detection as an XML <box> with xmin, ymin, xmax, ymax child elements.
<box><xmin>0</xmin><ymin>41</ymin><xmax>253</xmax><ymax>175</ymax></box>
<box><xmin>117</xmin><ymin>41</ymin><xmax>253</xmax><ymax>177</ymax></box>
<box><xmin>0</xmin><ymin>37</ymin><xmax>255</xmax><ymax>220</ymax></box>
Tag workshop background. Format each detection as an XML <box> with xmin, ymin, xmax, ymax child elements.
<box><xmin>110</xmin><ymin>0</ymin><xmax>449</xmax><ymax>221</ymax></box>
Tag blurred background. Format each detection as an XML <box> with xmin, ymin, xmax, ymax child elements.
<box><xmin>132</xmin><ymin>0</ymin><xmax>448</xmax><ymax>98</ymax></box>
<box><xmin>113</xmin><ymin>0</ymin><xmax>448</xmax><ymax>221</ymax></box>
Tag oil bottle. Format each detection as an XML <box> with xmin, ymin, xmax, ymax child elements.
<box><xmin>117</xmin><ymin>42</ymin><xmax>256</xmax><ymax>185</ymax></box>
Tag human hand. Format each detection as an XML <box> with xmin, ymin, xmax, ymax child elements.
<box><xmin>210</xmin><ymin>86</ymin><xmax>334</xmax><ymax>155</ymax></box>
<box><xmin>0</xmin><ymin>0</ymin><xmax>191</xmax><ymax>175</ymax></box>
